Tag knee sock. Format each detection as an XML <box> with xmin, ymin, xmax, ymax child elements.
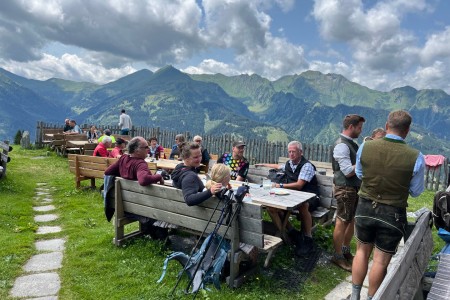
<box><xmin>342</xmin><ymin>245</ymin><xmax>351</xmax><ymax>254</ymax></box>
<box><xmin>350</xmin><ymin>284</ymin><xmax>362</xmax><ymax>300</ymax></box>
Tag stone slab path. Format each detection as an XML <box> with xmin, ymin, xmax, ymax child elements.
<box><xmin>10</xmin><ymin>183</ymin><xmax>65</xmax><ymax>299</ymax></box>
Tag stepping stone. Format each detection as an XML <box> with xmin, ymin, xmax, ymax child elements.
<box><xmin>34</xmin><ymin>214</ymin><xmax>58</xmax><ymax>222</ymax></box>
<box><xmin>33</xmin><ymin>205</ymin><xmax>55</xmax><ymax>212</ymax></box>
<box><xmin>23</xmin><ymin>252</ymin><xmax>63</xmax><ymax>272</ymax></box>
<box><xmin>37</xmin><ymin>226</ymin><xmax>61</xmax><ymax>235</ymax></box>
<box><xmin>35</xmin><ymin>239</ymin><xmax>65</xmax><ymax>252</ymax></box>
<box><xmin>36</xmin><ymin>183</ymin><xmax>48</xmax><ymax>186</ymax></box>
<box><xmin>36</xmin><ymin>192</ymin><xmax>50</xmax><ymax>196</ymax></box>
<box><xmin>10</xmin><ymin>272</ymin><xmax>60</xmax><ymax>298</ymax></box>
<box><xmin>41</xmin><ymin>198</ymin><xmax>53</xmax><ymax>203</ymax></box>
<box><xmin>35</xmin><ymin>188</ymin><xmax>50</xmax><ymax>192</ymax></box>
<box><xmin>26</xmin><ymin>296</ymin><xmax>58</xmax><ymax>300</ymax></box>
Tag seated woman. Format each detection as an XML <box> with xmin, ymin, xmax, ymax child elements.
<box><xmin>87</xmin><ymin>125</ymin><xmax>100</xmax><ymax>141</ymax></box>
<box><xmin>171</xmin><ymin>142</ymin><xmax>222</xmax><ymax>206</ymax></box>
<box><xmin>170</xmin><ymin>134</ymin><xmax>185</xmax><ymax>160</ymax></box>
<box><xmin>110</xmin><ymin>138</ymin><xmax>127</xmax><ymax>158</ymax></box>
<box><xmin>148</xmin><ymin>137</ymin><xmax>165</xmax><ymax>159</ymax></box>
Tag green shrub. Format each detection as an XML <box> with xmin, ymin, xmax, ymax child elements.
<box><xmin>13</xmin><ymin>130</ymin><xmax>22</xmax><ymax>145</ymax></box>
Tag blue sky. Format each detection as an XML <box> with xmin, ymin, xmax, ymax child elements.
<box><xmin>1</xmin><ymin>0</ymin><xmax>450</xmax><ymax>94</ymax></box>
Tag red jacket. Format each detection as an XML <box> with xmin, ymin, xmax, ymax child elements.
<box><xmin>93</xmin><ymin>143</ymin><xmax>110</xmax><ymax>157</ymax></box>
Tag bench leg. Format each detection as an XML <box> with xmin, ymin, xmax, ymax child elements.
<box><xmin>114</xmin><ymin>220</ymin><xmax>125</xmax><ymax>246</ymax></box>
<box><xmin>90</xmin><ymin>178</ymin><xmax>96</xmax><ymax>189</ymax></box>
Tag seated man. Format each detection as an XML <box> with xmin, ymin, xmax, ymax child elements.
<box><xmin>64</xmin><ymin>119</ymin><xmax>82</xmax><ymax>134</ymax></box>
<box><xmin>98</xmin><ymin>129</ymin><xmax>116</xmax><ymax>143</ymax></box>
<box><xmin>217</xmin><ymin>140</ymin><xmax>249</xmax><ymax>181</ymax></box>
<box><xmin>93</xmin><ymin>137</ymin><xmax>112</xmax><ymax>157</ymax></box>
<box><xmin>110</xmin><ymin>138</ymin><xmax>127</xmax><ymax>158</ymax></box>
<box><xmin>63</xmin><ymin>118</ymin><xmax>72</xmax><ymax>132</ymax></box>
<box><xmin>169</xmin><ymin>134</ymin><xmax>185</xmax><ymax>160</ymax></box>
<box><xmin>256</xmin><ymin>140</ymin><xmax>319</xmax><ymax>256</ymax></box>
<box><xmin>104</xmin><ymin>136</ymin><xmax>166</xmax><ymax>239</ymax></box>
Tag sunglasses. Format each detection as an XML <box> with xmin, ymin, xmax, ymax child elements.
<box><xmin>139</xmin><ymin>146</ymin><xmax>150</xmax><ymax>149</ymax></box>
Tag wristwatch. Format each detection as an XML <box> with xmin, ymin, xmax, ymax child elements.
<box><xmin>279</xmin><ymin>183</ymin><xmax>284</xmax><ymax>188</ymax></box>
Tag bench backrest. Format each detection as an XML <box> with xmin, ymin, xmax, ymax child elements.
<box><xmin>68</xmin><ymin>154</ymin><xmax>118</xmax><ymax>178</ymax></box>
<box><xmin>278</xmin><ymin>157</ymin><xmax>333</xmax><ymax>176</ymax></box>
<box><xmin>65</xmin><ymin>134</ymin><xmax>88</xmax><ymax>142</ymax></box>
<box><xmin>112</xmin><ymin>134</ymin><xmax>131</xmax><ymax>141</ymax></box>
<box><xmin>43</xmin><ymin>128</ymin><xmax>63</xmax><ymax>135</ymax></box>
<box><xmin>115</xmin><ymin>178</ymin><xmax>264</xmax><ymax>248</ymax></box>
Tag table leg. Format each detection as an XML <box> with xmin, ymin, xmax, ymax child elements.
<box><xmin>267</xmin><ymin>208</ymin><xmax>291</xmax><ymax>244</ymax></box>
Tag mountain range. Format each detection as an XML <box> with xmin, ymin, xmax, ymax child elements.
<box><xmin>1</xmin><ymin>66</ymin><xmax>449</xmax><ymax>157</ymax></box>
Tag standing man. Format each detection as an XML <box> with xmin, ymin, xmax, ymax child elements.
<box><xmin>350</xmin><ymin>110</ymin><xmax>424</xmax><ymax>300</ymax></box>
<box><xmin>331</xmin><ymin>114</ymin><xmax>365</xmax><ymax>271</ymax></box>
<box><xmin>119</xmin><ymin>109</ymin><xmax>132</xmax><ymax>135</ymax></box>
<box><xmin>256</xmin><ymin>141</ymin><xmax>319</xmax><ymax>256</ymax></box>
<box><xmin>217</xmin><ymin>140</ymin><xmax>249</xmax><ymax>181</ymax></box>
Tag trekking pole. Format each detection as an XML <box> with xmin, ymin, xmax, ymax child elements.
<box><xmin>183</xmin><ymin>195</ymin><xmax>234</xmax><ymax>294</ymax></box>
<box><xmin>170</xmin><ymin>192</ymin><xmax>227</xmax><ymax>296</ymax></box>
<box><xmin>192</xmin><ymin>185</ymin><xmax>249</xmax><ymax>299</ymax></box>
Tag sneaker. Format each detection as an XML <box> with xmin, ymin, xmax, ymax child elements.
<box><xmin>331</xmin><ymin>256</ymin><xmax>352</xmax><ymax>272</ymax></box>
<box><xmin>343</xmin><ymin>252</ymin><xmax>354</xmax><ymax>263</ymax></box>
<box><xmin>295</xmin><ymin>236</ymin><xmax>314</xmax><ymax>257</ymax></box>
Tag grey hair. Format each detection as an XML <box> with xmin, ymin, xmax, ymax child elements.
<box><xmin>288</xmin><ymin>141</ymin><xmax>303</xmax><ymax>151</ymax></box>
<box><xmin>102</xmin><ymin>136</ymin><xmax>112</xmax><ymax>144</ymax></box>
<box><xmin>193</xmin><ymin>135</ymin><xmax>202</xmax><ymax>141</ymax></box>
<box><xmin>128</xmin><ymin>137</ymin><xmax>142</xmax><ymax>154</ymax></box>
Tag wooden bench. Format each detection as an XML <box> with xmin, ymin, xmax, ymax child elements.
<box><xmin>64</xmin><ymin>134</ymin><xmax>88</xmax><ymax>155</ymax></box>
<box><xmin>112</xmin><ymin>134</ymin><xmax>131</xmax><ymax>142</ymax></box>
<box><xmin>0</xmin><ymin>141</ymin><xmax>13</xmax><ymax>180</ymax></box>
<box><xmin>82</xmin><ymin>143</ymin><xmax>98</xmax><ymax>156</ymax></box>
<box><xmin>113</xmin><ymin>177</ymin><xmax>283</xmax><ymax>287</ymax></box>
<box><xmin>374</xmin><ymin>210</ymin><xmax>434</xmax><ymax>299</ymax></box>
<box><xmin>246</xmin><ymin>165</ymin><xmax>335</xmax><ymax>224</ymax></box>
<box><xmin>52</xmin><ymin>133</ymin><xmax>66</xmax><ymax>155</ymax></box>
<box><xmin>42</xmin><ymin>128</ymin><xmax>63</xmax><ymax>145</ymax></box>
<box><xmin>68</xmin><ymin>154</ymin><xmax>158</xmax><ymax>188</ymax></box>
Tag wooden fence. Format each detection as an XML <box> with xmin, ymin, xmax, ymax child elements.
<box><xmin>35</xmin><ymin>121</ymin><xmax>449</xmax><ymax>191</ymax></box>
<box><xmin>35</xmin><ymin>121</ymin><xmax>333</xmax><ymax>164</ymax></box>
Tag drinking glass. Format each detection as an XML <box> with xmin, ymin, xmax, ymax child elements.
<box><xmin>263</xmin><ymin>179</ymin><xmax>271</xmax><ymax>195</ymax></box>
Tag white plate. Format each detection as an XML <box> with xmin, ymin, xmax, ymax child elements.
<box><xmin>274</xmin><ymin>189</ymin><xmax>289</xmax><ymax>195</ymax></box>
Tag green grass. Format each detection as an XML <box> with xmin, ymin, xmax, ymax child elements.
<box><xmin>0</xmin><ymin>147</ymin><xmax>445</xmax><ymax>299</ymax></box>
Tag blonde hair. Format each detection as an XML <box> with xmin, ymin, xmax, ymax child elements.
<box><xmin>205</xmin><ymin>164</ymin><xmax>231</xmax><ymax>189</ymax></box>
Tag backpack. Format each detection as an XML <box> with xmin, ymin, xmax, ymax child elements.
<box><xmin>433</xmin><ymin>190</ymin><xmax>450</xmax><ymax>232</ymax></box>
<box><xmin>267</xmin><ymin>169</ymin><xmax>287</xmax><ymax>184</ymax></box>
<box><xmin>157</xmin><ymin>232</ymin><xmax>230</xmax><ymax>293</ymax></box>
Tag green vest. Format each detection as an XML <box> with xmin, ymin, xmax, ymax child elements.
<box><xmin>358</xmin><ymin>138</ymin><xmax>419</xmax><ymax>208</ymax></box>
<box><xmin>332</xmin><ymin>135</ymin><xmax>361</xmax><ymax>187</ymax></box>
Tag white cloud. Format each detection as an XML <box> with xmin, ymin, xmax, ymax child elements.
<box><xmin>182</xmin><ymin>59</ymin><xmax>240</xmax><ymax>76</ymax></box>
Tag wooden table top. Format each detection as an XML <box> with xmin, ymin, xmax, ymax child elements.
<box><xmin>66</xmin><ymin>140</ymin><xmax>89</xmax><ymax>147</ymax></box>
<box><xmin>247</xmin><ymin>184</ymin><xmax>316</xmax><ymax>210</ymax></box>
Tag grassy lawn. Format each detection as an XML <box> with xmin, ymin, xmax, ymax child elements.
<box><xmin>0</xmin><ymin>147</ymin><xmax>444</xmax><ymax>299</ymax></box>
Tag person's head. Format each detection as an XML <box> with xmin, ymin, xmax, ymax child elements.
<box><xmin>175</xmin><ymin>134</ymin><xmax>185</xmax><ymax>146</ymax></box>
<box><xmin>90</xmin><ymin>125</ymin><xmax>97</xmax><ymax>132</ymax></box>
<box><xmin>65</xmin><ymin>118</ymin><xmax>70</xmax><ymax>125</ymax></box>
<box><xmin>206</xmin><ymin>164</ymin><xmax>231</xmax><ymax>189</ymax></box>
<box><xmin>128</xmin><ymin>136</ymin><xmax>149</xmax><ymax>159</ymax></box>
<box><xmin>287</xmin><ymin>141</ymin><xmax>303</xmax><ymax>163</ymax></box>
<box><xmin>115</xmin><ymin>138</ymin><xmax>127</xmax><ymax>149</ymax></box>
<box><xmin>102</xmin><ymin>136</ymin><xmax>113</xmax><ymax>148</ymax></box>
<box><xmin>386</xmin><ymin>110</ymin><xmax>412</xmax><ymax>138</ymax></box>
<box><xmin>193</xmin><ymin>135</ymin><xmax>203</xmax><ymax>145</ymax></box>
<box><xmin>149</xmin><ymin>137</ymin><xmax>158</xmax><ymax>147</ymax></box>
<box><xmin>70</xmin><ymin>119</ymin><xmax>77</xmax><ymax>126</ymax></box>
<box><xmin>104</xmin><ymin>129</ymin><xmax>111</xmax><ymax>136</ymax></box>
<box><xmin>232</xmin><ymin>140</ymin><xmax>246</xmax><ymax>159</ymax></box>
<box><xmin>180</xmin><ymin>142</ymin><xmax>202</xmax><ymax>167</ymax></box>
<box><xmin>342</xmin><ymin>114</ymin><xmax>365</xmax><ymax>138</ymax></box>
<box><xmin>121</xmin><ymin>109</ymin><xmax>125</xmax><ymax>114</ymax></box>
<box><xmin>371</xmin><ymin>127</ymin><xmax>386</xmax><ymax>140</ymax></box>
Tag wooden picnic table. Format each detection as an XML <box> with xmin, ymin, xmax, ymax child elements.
<box><xmin>248</xmin><ymin>184</ymin><xmax>317</xmax><ymax>242</ymax></box>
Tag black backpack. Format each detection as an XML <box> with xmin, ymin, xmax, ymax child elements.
<box><xmin>433</xmin><ymin>190</ymin><xmax>450</xmax><ymax>232</ymax></box>
<box><xmin>267</xmin><ymin>169</ymin><xmax>287</xmax><ymax>184</ymax></box>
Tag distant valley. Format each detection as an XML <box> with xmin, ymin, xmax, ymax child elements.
<box><xmin>0</xmin><ymin>66</ymin><xmax>449</xmax><ymax>157</ymax></box>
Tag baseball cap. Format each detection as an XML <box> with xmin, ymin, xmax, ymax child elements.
<box><xmin>232</xmin><ymin>140</ymin><xmax>246</xmax><ymax>147</ymax></box>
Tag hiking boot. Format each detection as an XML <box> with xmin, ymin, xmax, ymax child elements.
<box><xmin>295</xmin><ymin>236</ymin><xmax>314</xmax><ymax>257</ymax></box>
<box><xmin>331</xmin><ymin>256</ymin><xmax>352</xmax><ymax>272</ymax></box>
<box><xmin>287</xmin><ymin>228</ymin><xmax>302</xmax><ymax>245</ymax></box>
<box><xmin>343</xmin><ymin>252</ymin><xmax>354</xmax><ymax>263</ymax></box>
